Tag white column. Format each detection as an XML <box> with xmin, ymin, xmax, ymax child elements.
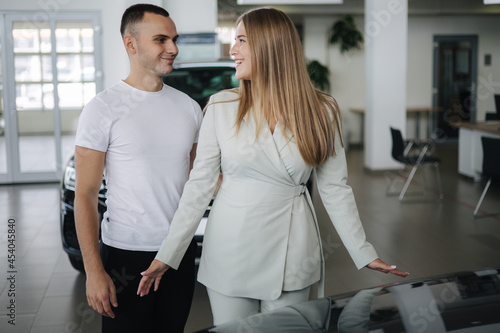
<box><xmin>364</xmin><ymin>0</ymin><xmax>408</xmax><ymax>170</ymax></box>
<box><xmin>162</xmin><ymin>0</ymin><xmax>217</xmax><ymax>34</ymax></box>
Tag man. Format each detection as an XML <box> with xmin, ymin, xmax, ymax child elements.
<box><xmin>74</xmin><ymin>4</ymin><xmax>201</xmax><ymax>332</ymax></box>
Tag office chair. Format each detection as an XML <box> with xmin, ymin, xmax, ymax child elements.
<box><xmin>387</xmin><ymin>127</ymin><xmax>443</xmax><ymax>201</ymax></box>
<box><xmin>485</xmin><ymin>112</ymin><xmax>499</xmax><ymax>121</ymax></box>
<box><xmin>473</xmin><ymin>137</ymin><xmax>500</xmax><ymax>218</ymax></box>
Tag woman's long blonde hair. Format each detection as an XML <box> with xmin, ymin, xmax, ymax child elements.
<box><xmin>234</xmin><ymin>7</ymin><xmax>342</xmax><ymax>167</ymax></box>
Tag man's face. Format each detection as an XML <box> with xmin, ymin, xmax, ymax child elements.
<box><xmin>134</xmin><ymin>12</ymin><xmax>179</xmax><ymax>77</ymax></box>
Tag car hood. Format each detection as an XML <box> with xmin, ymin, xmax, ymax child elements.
<box><xmin>196</xmin><ymin>267</ymin><xmax>500</xmax><ymax>333</ymax></box>
<box><xmin>330</xmin><ymin>267</ymin><xmax>500</xmax><ymax>332</ymax></box>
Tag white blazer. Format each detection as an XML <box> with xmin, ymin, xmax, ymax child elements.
<box><xmin>156</xmin><ymin>90</ymin><xmax>378</xmax><ymax>301</ymax></box>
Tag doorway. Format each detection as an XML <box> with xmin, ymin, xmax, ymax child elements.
<box><xmin>0</xmin><ymin>12</ymin><xmax>103</xmax><ymax>184</ymax></box>
<box><xmin>432</xmin><ymin>35</ymin><xmax>478</xmax><ymax>141</ymax></box>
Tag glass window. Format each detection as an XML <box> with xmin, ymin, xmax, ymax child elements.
<box><xmin>3</xmin><ymin>15</ymin><xmax>101</xmax><ymax>181</ymax></box>
<box><xmin>83</xmin><ymin>83</ymin><xmax>96</xmax><ymax>104</ymax></box>
<box><xmin>12</xmin><ymin>29</ymin><xmax>40</xmax><ymax>53</ymax></box>
<box><xmin>42</xmin><ymin>55</ymin><xmax>53</xmax><ymax>81</ymax></box>
<box><xmin>15</xmin><ymin>83</ymin><xmax>54</xmax><ymax>110</ymax></box>
<box><xmin>81</xmin><ymin>28</ymin><xmax>94</xmax><ymax>52</ymax></box>
<box><xmin>43</xmin><ymin>84</ymin><xmax>54</xmax><ymax>109</ymax></box>
<box><xmin>82</xmin><ymin>55</ymin><xmax>95</xmax><ymax>81</ymax></box>
<box><xmin>12</xmin><ymin>21</ymin><xmax>98</xmax><ymax>111</ymax></box>
<box><xmin>16</xmin><ymin>84</ymin><xmax>43</xmax><ymax>109</ymax></box>
<box><xmin>15</xmin><ymin>55</ymin><xmax>42</xmax><ymax>82</ymax></box>
<box><xmin>12</xmin><ymin>22</ymin><xmax>51</xmax><ymax>53</ymax></box>
<box><xmin>58</xmin><ymin>83</ymin><xmax>83</xmax><ymax>108</ymax></box>
<box><xmin>57</xmin><ymin>54</ymin><xmax>81</xmax><ymax>82</ymax></box>
<box><xmin>0</xmin><ymin>33</ymin><xmax>6</xmax><ymax>174</ymax></box>
<box><xmin>54</xmin><ymin>22</ymin><xmax>96</xmax><ymax>86</ymax></box>
<box><xmin>56</xmin><ymin>28</ymin><xmax>81</xmax><ymax>53</ymax></box>
<box><xmin>56</xmin><ymin>22</ymin><xmax>93</xmax><ymax>53</ymax></box>
<box><xmin>40</xmin><ymin>28</ymin><xmax>51</xmax><ymax>53</ymax></box>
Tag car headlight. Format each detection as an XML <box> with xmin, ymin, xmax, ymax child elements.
<box><xmin>63</xmin><ymin>165</ymin><xmax>76</xmax><ymax>191</ymax></box>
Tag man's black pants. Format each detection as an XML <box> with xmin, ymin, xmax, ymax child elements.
<box><xmin>100</xmin><ymin>239</ymin><xmax>197</xmax><ymax>333</ymax></box>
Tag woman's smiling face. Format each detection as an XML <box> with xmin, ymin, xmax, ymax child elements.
<box><xmin>230</xmin><ymin>22</ymin><xmax>252</xmax><ymax>81</ymax></box>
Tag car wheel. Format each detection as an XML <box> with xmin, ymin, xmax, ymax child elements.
<box><xmin>68</xmin><ymin>255</ymin><xmax>85</xmax><ymax>272</ymax></box>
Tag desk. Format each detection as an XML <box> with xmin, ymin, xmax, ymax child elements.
<box><xmin>451</xmin><ymin>121</ymin><xmax>500</xmax><ymax>181</ymax></box>
<box><xmin>350</xmin><ymin>107</ymin><xmax>443</xmax><ymax>143</ymax></box>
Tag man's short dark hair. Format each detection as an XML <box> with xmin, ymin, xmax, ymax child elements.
<box><xmin>120</xmin><ymin>3</ymin><xmax>170</xmax><ymax>38</ymax></box>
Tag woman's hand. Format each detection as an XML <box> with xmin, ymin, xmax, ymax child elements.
<box><xmin>366</xmin><ymin>258</ymin><xmax>409</xmax><ymax>277</ymax></box>
<box><xmin>137</xmin><ymin>259</ymin><xmax>170</xmax><ymax>297</ymax></box>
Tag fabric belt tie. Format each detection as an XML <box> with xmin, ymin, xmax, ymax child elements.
<box><xmin>294</xmin><ymin>183</ymin><xmax>306</xmax><ymax>197</ymax></box>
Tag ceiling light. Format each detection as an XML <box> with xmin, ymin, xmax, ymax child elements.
<box><xmin>484</xmin><ymin>0</ymin><xmax>500</xmax><ymax>4</ymax></box>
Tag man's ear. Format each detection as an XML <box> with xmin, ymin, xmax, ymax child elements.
<box><xmin>123</xmin><ymin>35</ymin><xmax>137</xmax><ymax>54</ymax></box>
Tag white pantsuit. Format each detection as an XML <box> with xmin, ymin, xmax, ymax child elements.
<box><xmin>156</xmin><ymin>90</ymin><xmax>378</xmax><ymax>301</ymax></box>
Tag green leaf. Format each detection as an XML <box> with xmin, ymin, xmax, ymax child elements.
<box><xmin>329</xmin><ymin>15</ymin><xmax>363</xmax><ymax>53</ymax></box>
<box><xmin>307</xmin><ymin>60</ymin><xmax>330</xmax><ymax>92</ymax></box>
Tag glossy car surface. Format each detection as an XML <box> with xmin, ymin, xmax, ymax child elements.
<box><xmin>195</xmin><ymin>267</ymin><xmax>500</xmax><ymax>332</ymax></box>
<box><xmin>60</xmin><ymin>61</ymin><xmax>237</xmax><ymax>272</ymax></box>
<box><xmin>163</xmin><ymin>61</ymin><xmax>238</xmax><ymax>109</ymax></box>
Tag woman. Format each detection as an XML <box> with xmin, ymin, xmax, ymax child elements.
<box><xmin>138</xmin><ymin>7</ymin><xmax>408</xmax><ymax>325</ymax></box>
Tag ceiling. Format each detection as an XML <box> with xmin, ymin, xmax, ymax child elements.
<box><xmin>218</xmin><ymin>0</ymin><xmax>500</xmax><ymax>22</ymax></box>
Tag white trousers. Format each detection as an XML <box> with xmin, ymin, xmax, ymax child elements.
<box><xmin>207</xmin><ymin>286</ymin><xmax>311</xmax><ymax>326</ymax></box>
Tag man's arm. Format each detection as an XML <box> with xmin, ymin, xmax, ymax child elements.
<box><xmin>74</xmin><ymin>146</ymin><xmax>118</xmax><ymax>318</ymax></box>
<box><xmin>189</xmin><ymin>143</ymin><xmax>197</xmax><ymax>173</ymax></box>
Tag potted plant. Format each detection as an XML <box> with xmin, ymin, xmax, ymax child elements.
<box><xmin>329</xmin><ymin>15</ymin><xmax>363</xmax><ymax>53</ymax></box>
<box><xmin>307</xmin><ymin>60</ymin><xmax>330</xmax><ymax>92</ymax></box>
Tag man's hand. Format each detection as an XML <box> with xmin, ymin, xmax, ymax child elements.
<box><xmin>74</xmin><ymin>146</ymin><xmax>116</xmax><ymax>317</ymax></box>
<box><xmin>366</xmin><ymin>258</ymin><xmax>409</xmax><ymax>278</ymax></box>
<box><xmin>86</xmin><ymin>270</ymin><xmax>118</xmax><ymax>318</ymax></box>
<box><xmin>137</xmin><ymin>259</ymin><xmax>170</xmax><ymax>297</ymax></box>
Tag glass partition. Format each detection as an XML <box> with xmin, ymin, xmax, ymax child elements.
<box><xmin>0</xmin><ymin>13</ymin><xmax>102</xmax><ymax>184</ymax></box>
<box><xmin>0</xmin><ymin>30</ymin><xmax>6</xmax><ymax>175</ymax></box>
<box><xmin>13</xmin><ymin>22</ymin><xmax>57</xmax><ymax>173</ymax></box>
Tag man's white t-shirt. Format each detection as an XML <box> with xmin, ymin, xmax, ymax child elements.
<box><xmin>75</xmin><ymin>80</ymin><xmax>202</xmax><ymax>251</ymax></box>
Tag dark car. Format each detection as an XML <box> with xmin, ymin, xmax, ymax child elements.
<box><xmin>163</xmin><ymin>60</ymin><xmax>239</xmax><ymax>109</ymax></box>
<box><xmin>195</xmin><ymin>267</ymin><xmax>500</xmax><ymax>332</ymax></box>
<box><xmin>60</xmin><ymin>61</ymin><xmax>237</xmax><ymax>272</ymax></box>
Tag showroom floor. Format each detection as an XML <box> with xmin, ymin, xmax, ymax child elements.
<box><xmin>1</xmin><ymin>143</ymin><xmax>500</xmax><ymax>332</ymax></box>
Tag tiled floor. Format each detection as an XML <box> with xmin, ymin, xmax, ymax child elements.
<box><xmin>1</xmin><ymin>143</ymin><xmax>500</xmax><ymax>332</ymax></box>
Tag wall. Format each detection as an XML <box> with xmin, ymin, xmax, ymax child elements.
<box><xmin>305</xmin><ymin>14</ymin><xmax>500</xmax><ymax>144</ymax></box>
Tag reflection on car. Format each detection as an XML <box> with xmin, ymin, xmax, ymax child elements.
<box><xmin>60</xmin><ymin>61</ymin><xmax>237</xmax><ymax>272</ymax></box>
<box><xmin>195</xmin><ymin>267</ymin><xmax>500</xmax><ymax>333</ymax></box>
<box><xmin>164</xmin><ymin>61</ymin><xmax>239</xmax><ymax>109</ymax></box>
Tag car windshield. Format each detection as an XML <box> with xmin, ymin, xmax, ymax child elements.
<box><xmin>163</xmin><ymin>66</ymin><xmax>238</xmax><ymax>109</ymax></box>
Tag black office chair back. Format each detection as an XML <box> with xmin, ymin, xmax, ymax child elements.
<box><xmin>485</xmin><ymin>112</ymin><xmax>499</xmax><ymax>121</ymax></box>
<box><xmin>390</xmin><ymin>127</ymin><xmax>406</xmax><ymax>163</ymax></box>
<box><xmin>482</xmin><ymin>137</ymin><xmax>500</xmax><ymax>179</ymax></box>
